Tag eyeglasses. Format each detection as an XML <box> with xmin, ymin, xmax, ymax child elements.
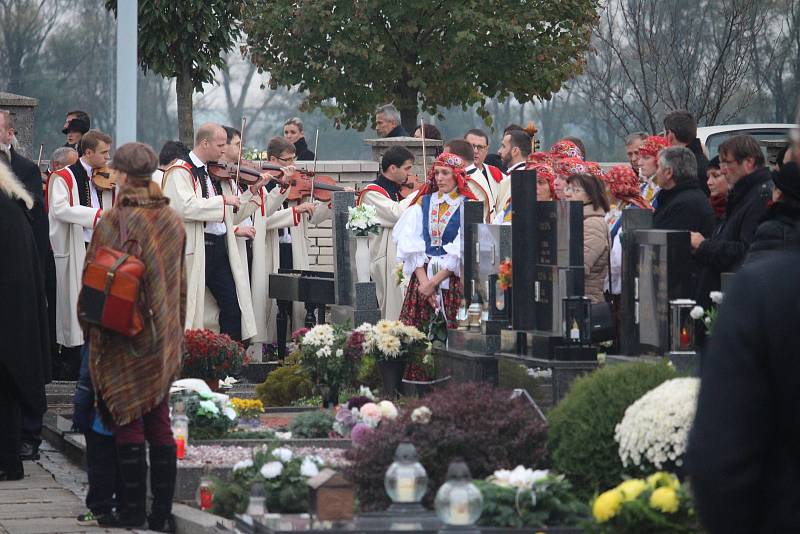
<box><xmin>276</xmin><ymin>155</ymin><xmax>296</xmax><ymax>163</ymax></box>
<box><xmin>563</xmin><ymin>186</ymin><xmax>584</xmax><ymax>194</ymax></box>
<box><xmin>470</xmin><ymin>144</ymin><xmax>488</xmax><ymax>151</ymax></box>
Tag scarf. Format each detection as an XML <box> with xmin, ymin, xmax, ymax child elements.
<box><xmin>604</xmin><ymin>165</ymin><xmax>653</xmax><ymax>211</ymax></box>
<box><xmin>415</xmin><ymin>152</ymin><xmax>476</xmax><ymax>202</ymax></box>
<box><xmin>710</xmin><ymin>194</ymin><xmax>727</xmax><ymax>219</ymax></box>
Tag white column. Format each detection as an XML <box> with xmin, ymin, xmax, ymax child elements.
<box><xmin>115</xmin><ymin>0</ymin><xmax>138</xmax><ymax>145</ymax></box>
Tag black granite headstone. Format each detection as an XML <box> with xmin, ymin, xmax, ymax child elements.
<box><xmin>460</xmin><ymin>200</ymin><xmax>484</xmax><ymax>308</ymax></box>
<box><xmin>511</xmin><ymin>169</ymin><xmax>538</xmax><ymax>331</ymax></box>
<box><xmin>635</xmin><ymin>230</ymin><xmax>692</xmax><ymax>355</ymax></box>
<box><xmin>619</xmin><ymin>209</ymin><xmax>654</xmax><ymax>355</ymax></box>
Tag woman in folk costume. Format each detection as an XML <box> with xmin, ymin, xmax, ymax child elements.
<box><xmin>494</xmin><ymin>160</ymin><xmax>556</xmax><ymax>224</ymax></box>
<box><xmin>78</xmin><ymin>143</ymin><xmax>185</xmax><ymax>531</ymax></box>
<box><xmin>638</xmin><ymin>135</ymin><xmax>671</xmax><ymax>207</ymax></box>
<box><xmin>393</xmin><ymin>152</ymin><xmax>476</xmax><ymax>330</ymax></box>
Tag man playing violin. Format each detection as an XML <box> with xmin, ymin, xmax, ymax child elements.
<box><xmin>48</xmin><ymin>129</ymin><xmax>113</xmax><ymax>380</ymax></box>
<box><xmin>220</xmin><ymin>126</ymin><xmax>257</xmax><ymax>271</ymax></box>
<box><xmin>356</xmin><ymin>146</ymin><xmax>417</xmax><ymax>321</ymax></box>
<box><xmin>161</xmin><ymin>123</ymin><xmax>273</xmax><ymax>342</ymax></box>
<box><xmin>248</xmin><ymin>137</ymin><xmax>320</xmax><ymax>345</ymax></box>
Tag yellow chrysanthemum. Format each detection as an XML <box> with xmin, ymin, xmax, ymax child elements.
<box><xmin>375</xmin><ymin>320</ymin><xmax>393</xmax><ymax>334</ymax></box>
<box><xmin>376</xmin><ymin>334</ymin><xmax>401</xmax><ymax>357</ymax></box>
<box><xmin>649</xmin><ymin>487</ymin><xmax>680</xmax><ymax>513</ymax></box>
<box><xmin>617</xmin><ymin>479</ymin><xmax>647</xmax><ymax>501</ymax></box>
<box><xmin>647</xmin><ymin>472</ymin><xmax>680</xmax><ymax>490</ymax></box>
<box><xmin>592</xmin><ymin>489</ymin><xmax>623</xmax><ymax>523</ymax></box>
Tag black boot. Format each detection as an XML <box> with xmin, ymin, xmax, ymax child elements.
<box><xmin>147</xmin><ymin>445</ymin><xmax>177</xmax><ymax>533</ymax></box>
<box><xmin>116</xmin><ymin>444</ymin><xmax>147</xmax><ymax>528</ymax></box>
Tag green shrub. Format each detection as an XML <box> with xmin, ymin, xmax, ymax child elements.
<box><xmin>547</xmin><ymin>361</ymin><xmax>676</xmax><ymax>499</ymax></box>
<box><xmin>255</xmin><ymin>363</ymin><xmax>313</xmax><ymax>407</ymax></box>
<box><xmin>289</xmin><ymin>410</ymin><xmax>335</xmax><ymax>438</ymax></box>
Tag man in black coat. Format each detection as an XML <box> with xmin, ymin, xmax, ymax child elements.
<box><xmin>664</xmin><ymin>110</ymin><xmax>710</xmax><ymax>196</ymax></box>
<box><xmin>687</xmin><ymin>249</ymin><xmax>800</xmax><ymax>533</ymax></box>
<box><xmin>745</xmin><ymin>162</ymin><xmax>800</xmax><ymax>264</ymax></box>
<box><xmin>0</xmin><ymin>161</ymin><xmax>49</xmax><ymax>480</ymax></box>
<box><xmin>691</xmin><ymin>135</ymin><xmax>770</xmax><ymax>303</ymax></box>
<box><xmin>375</xmin><ymin>104</ymin><xmax>408</xmax><ymax>138</ymax></box>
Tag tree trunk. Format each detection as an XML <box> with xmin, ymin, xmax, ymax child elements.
<box><xmin>176</xmin><ymin>65</ymin><xmax>195</xmax><ymax>147</ymax></box>
<box><xmin>399</xmin><ymin>106</ymin><xmax>417</xmax><ymax>135</ymax></box>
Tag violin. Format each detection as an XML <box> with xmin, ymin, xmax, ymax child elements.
<box><xmin>207</xmin><ymin>160</ymin><xmax>285</xmax><ymax>187</ymax></box>
<box><xmin>92</xmin><ymin>165</ymin><xmax>116</xmax><ymax>191</ymax></box>
<box><xmin>286</xmin><ymin>171</ymin><xmax>344</xmax><ymax>202</ymax></box>
<box><xmin>399</xmin><ymin>174</ymin><xmax>426</xmax><ymax>199</ymax></box>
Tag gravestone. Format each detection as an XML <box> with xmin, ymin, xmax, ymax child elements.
<box><xmin>510</xmin><ymin>169</ymin><xmax>538</xmax><ymax>332</ymax></box>
<box><xmin>329</xmin><ymin>191</ymin><xmax>381</xmax><ymax>326</ymax></box>
<box><xmin>619</xmin><ymin>209</ymin><xmax>654</xmax><ymax>355</ymax></box>
<box><xmin>0</xmin><ymin>92</ymin><xmax>38</xmax><ymax>157</ymax></box>
<box><xmin>364</xmin><ymin>137</ymin><xmax>443</xmax><ymax>180</ymax></box>
<box><xmin>634</xmin><ymin>230</ymin><xmax>692</xmax><ymax>355</ymax></box>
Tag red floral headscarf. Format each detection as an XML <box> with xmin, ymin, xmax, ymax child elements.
<box><xmin>527</xmin><ymin>151</ymin><xmax>556</xmax><ymax>166</ymax></box>
<box><xmin>585</xmin><ymin>162</ymin><xmax>604</xmax><ymax>179</ymax></box>
<box><xmin>416</xmin><ymin>152</ymin><xmax>476</xmax><ymax>201</ymax></box>
<box><xmin>553</xmin><ymin>156</ymin><xmax>590</xmax><ymax>179</ymax></box>
<box><xmin>550</xmin><ymin>139</ymin><xmax>583</xmax><ymax>160</ymax></box>
<box><xmin>638</xmin><ymin>136</ymin><xmax>670</xmax><ymax>159</ymax></box>
<box><xmin>525</xmin><ymin>161</ymin><xmax>556</xmax><ymax>198</ymax></box>
<box><xmin>603</xmin><ymin>165</ymin><xmax>653</xmax><ymax>211</ymax></box>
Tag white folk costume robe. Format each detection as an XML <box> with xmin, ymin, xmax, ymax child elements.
<box><xmin>200</xmin><ymin>179</ymin><xmax>260</xmax><ymax>340</ymax></box>
<box><xmin>357</xmin><ymin>177</ymin><xmax>417</xmax><ymax>321</ymax></box>
<box><xmin>494</xmin><ymin>160</ymin><xmax>526</xmax><ymax>222</ymax></box>
<box><xmin>465</xmin><ymin>163</ymin><xmax>502</xmax><ymax>223</ymax></box>
<box><xmin>161</xmin><ymin>158</ymin><xmax>225</xmax><ymax>331</ymax></box>
<box><xmin>47</xmin><ymin>161</ymin><xmax>113</xmax><ymax>347</ymax></box>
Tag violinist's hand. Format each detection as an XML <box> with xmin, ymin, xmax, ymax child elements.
<box><xmin>249</xmin><ymin>173</ymin><xmax>272</xmax><ymax>193</ymax></box>
<box><xmin>234</xmin><ymin>226</ymin><xmax>257</xmax><ymax>239</ymax></box>
<box><xmin>223</xmin><ymin>195</ymin><xmax>241</xmax><ymax>209</ymax></box>
<box><xmin>295</xmin><ymin>202</ymin><xmax>316</xmax><ymax>216</ymax></box>
<box><xmin>281</xmin><ymin>165</ymin><xmax>297</xmax><ymax>177</ymax></box>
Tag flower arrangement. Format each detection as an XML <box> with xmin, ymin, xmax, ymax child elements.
<box><xmin>689</xmin><ymin>291</ymin><xmax>723</xmax><ymax>335</ymax></box>
<box><xmin>475</xmin><ymin>468</ymin><xmax>587</xmax><ymax>529</ymax></box>
<box><xmin>182</xmin><ymin>329</ymin><xmax>247</xmax><ymax>381</ymax></box>
<box><xmin>393</xmin><ymin>262</ymin><xmax>406</xmax><ymax>288</ymax></box>
<box><xmin>333</xmin><ymin>394</ymin><xmax>399</xmax><ymax>445</ymax></box>
<box><xmin>180</xmin><ymin>390</ymin><xmax>237</xmax><ymax>440</ymax></box>
<box><xmin>298</xmin><ymin>324</ymin><xmax>360</xmax><ymax>397</ymax></box>
<box><xmin>614</xmin><ymin>378</ymin><xmax>700</xmax><ymax>472</ymax></box>
<box><xmin>356</xmin><ymin>321</ymin><xmax>428</xmax><ymax>362</ymax></box>
<box><xmin>230</xmin><ymin>398</ymin><xmax>264</xmax><ymax>420</ymax></box>
<box><xmin>211</xmin><ymin>444</ymin><xmax>328</xmax><ymax>519</ymax></box>
<box><xmin>346</xmin><ymin>204</ymin><xmax>379</xmax><ymax>236</ymax></box>
<box><xmin>590</xmin><ymin>472</ymin><xmax>698</xmax><ymax>533</ymax></box>
<box><xmin>498</xmin><ymin>257</ymin><xmax>512</xmax><ymax>290</ymax></box>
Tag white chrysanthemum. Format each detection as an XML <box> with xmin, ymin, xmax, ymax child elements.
<box><xmin>375</xmin><ymin>320</ymin><xmax>393</xmax><ymax>334</ymax></box>
<box><xmin>378</xmin><ymin>400</ymin><xmax>398</xmax><ymax>420</ymax></box>
<box><xmin>316</xmin><ymin>345</ymin><xmax>331</xmax><ymax>358</ymax></box>
<box><xmin>411</xmin><ymin>406</ymin><xmax>432</xmax><ymax>424</ymax></box>
<box><xmin>300</xmin><ymin>457</ymin><xmax>320</xmax><ymax>478</ymax></box>
<box><xmin>615</xmin><ymin>378</ymin><xmax>700</xmax><ymax>469</ymax></box>
<box><xmin>709</xmin><ymin>291</ymin><xmax>723</xmax><ymax>305</ymax></box>
<box><xmin>689</xmin><ymin>306</ymin><xmax>704</xmax><ymax>320</ymax></box>
<box><xmin>376</xmin><ymin>333</ymin><xmax>401</xmax><ymax>358</ymax></box>
<box><xmin>272</xmin><ymin>447</ymin><xmax>293</xmax><ymax>463</ymax></box>
<box><xmin>260</xmin><ymin>461</ymin><xmax>283</xmax><ymax>479</ymax></box>
<box><xmin>233</xmin><ymin>459</ymin><xmax>253</xmax><ymax>473</ymax></box>
<box><xmin>303</xmin><ymin>324</ymin><xmax>335</xmax><ymax>347</ymax></box>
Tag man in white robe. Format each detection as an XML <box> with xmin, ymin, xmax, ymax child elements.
<box><xmin>464</xmin><ymin>129</ymin><xmax>504</xmax><ymax>223</ymax></box>
<box><xmin>357</xmin><ymin>145</ymin><xmax>417</xmax><ymax>320</ymax></box>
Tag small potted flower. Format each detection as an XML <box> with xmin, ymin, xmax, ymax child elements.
<box><xmin>355</xmin><ymin>321</ymin><xmax>429</xmax><ymax>398</ymax></box>
<box><xmin>182</xmin><ymin>329</ymin><xmax>247</xmax><ymax>391</ymax></box>
<box><xmin>297</xmin><ymin>324</ymin><xmax>359</xmax><ymax>407</ymax></box>
<box><xmin>346</xmin><ymin>204</ymin><xmax>379</xmax><ymax>282</ymax></box>
<box><xmin>230</xmin><ymin>397</ymin><xmax>265</xmax><ymax>428</ymax></box>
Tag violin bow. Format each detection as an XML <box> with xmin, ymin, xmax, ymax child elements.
<box><xmin>306</xmin><ymin>128</ymin><xmax>320</xmax><ymax>219</ymax></box>
<box><xmin>420</xmin><ymin>118</ymin><xmax>427</xmax><ymax>180</ymax></box>
<box><xmin>235</xmin><ymin>116</ymin><xmax>247</xmax><ymax>191</ymax></box>
<box><xmin>36</xmin><ymin>143</ymin><xmax>44</xmax><ymax>181</ymax></box>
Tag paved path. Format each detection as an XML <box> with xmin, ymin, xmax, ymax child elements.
<box><xmin>0</xmin><ymin>442</ymin><xmax>155</xmax><ymax>534</ymax></box>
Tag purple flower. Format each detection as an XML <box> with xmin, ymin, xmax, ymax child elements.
<box><xmin>346</xmin><ymin>396</ymin><xmax>372</xmax><ymax>411</ymax></box>
<box><xmin>335</xmin><ymin>407</ymin><xmax>357</xmax><ymax>427</ymax></box>
<box><xmin>350</xmin><ymin>423</ymin><xmax>374</xmax><ymax>446</ymax></box>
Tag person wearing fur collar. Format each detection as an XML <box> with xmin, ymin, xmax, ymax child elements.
<box><xmin>0</xmin><ymin>160</ymin><xmax>49</xmax><ymax>481</ymax></box>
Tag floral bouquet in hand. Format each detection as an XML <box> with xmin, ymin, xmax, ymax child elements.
<box><xmin>590</xmin><ymin>472</ymin><xmax>699</xmax><ymax>533</ymax></box>
<box><xmin>346</xmin><ymin>204</ymin><xmax>379</xmax><ymax>236</ymax></box>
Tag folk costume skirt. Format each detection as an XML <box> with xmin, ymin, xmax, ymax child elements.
<box><xmin>399</xmin><ymin>270</ymin><xmax>462</xmax><ymax>331</ymax></box>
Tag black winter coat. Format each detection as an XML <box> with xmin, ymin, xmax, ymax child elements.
<box><xmin>653</xmin><ymin>179</ymin><xmax>716</xmax><ymax>237</ymax></box>
<box><xmin>688</xmin><ymin>251</ymin><xmax>800</xmax><ymax>533</ymax></box>
<box><xmin>294</xmin><ymin>136</ymin><xmax>315</xmax><ymax>161</ymax></box>
<box><xmin>386</xmin><ymin>124</ymin><xmax>409</xmax><ymax>138</ymax></box>
<box><xmin>9</xmin><ymin>147</ymin><xmax>48</xmax><ymax>263</ymax></box>
<box><xmin>745</xmin><ymin>202</ymin><xmax>800</xmax><ymax>264</ymax></box>
<box><xmin>694</xmin><ymin>166</ymin><xmax>771</xmax><ymax>302</ymax></box>
<box><xmin>688</xmin><ymin>138</ymin><xmax>710</xmax><ymax>196</ymax></box>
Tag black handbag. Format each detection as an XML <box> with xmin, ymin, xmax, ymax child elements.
<box><xmin>590</xmin><ymin>233</ymin><xmax>616</xmax><ymax>343</ymax></box>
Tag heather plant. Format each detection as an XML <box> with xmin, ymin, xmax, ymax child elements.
<box><xmin>255</xmin><ymin>362</ymin><xmax>313</xmax><ymax>407</ymax></box>
<box><xmin>289</xmin><ymin>410</ymin><xmax>336</xmax><ymax>439</ymax></box>
<box><xmin>547</xmin><ymin>361</ymin><xmax>676</xmax><ymax>499</ymax></box>
<box><xmin>345</xmin><ymin>382</ymin><xmax>548</xmax><ymax>511</ymax></box>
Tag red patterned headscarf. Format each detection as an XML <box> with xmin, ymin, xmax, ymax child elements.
<box><xmin>525</xmin><ymin>161</ymin><xmax>556</xmax><ymax>198</ymax></box>
<box><xmin>638</xmin><ymin>136</ymin><xmax>670</xmax><ymax>159</ymax></box>
<box><xmin>553</xmin><ymin>156</ymin><xmax>590</xmax><ymax>179</ymax></box>
<box><xmin>416</xmin><ymin>152</ymin><xmax>476</xmax><ymax>200</ymax></box>
<box><xmin>603</xmin><ymin>165</ymin><xmax>653</xmax><ymax>211</ymax></box>
<box><xmin>550</xmin><ymin>139</ymin><xmax>583</xmax><ymax>160</ymax></box>
<box><xmin>527</xmin><ymin>152</ymin><xmax>556</xmax><ymax>166</ymax></box>
<box><xmin>585</xmin><ymin>162</ymin><xmax>604</xmax><ymax>179</ymax></box>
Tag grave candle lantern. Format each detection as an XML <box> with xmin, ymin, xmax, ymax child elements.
<box><xmin>670</xmin><ymin>299</ymin><xmax>696</xmax><ymax>352</ymax></box>
<box><xmin>434</xmin><ymin>459</ymin><xmax>483</xmax><ymax>533</ymax></box>
<box><xmin>562</xmin><ymin>296</ymin><xmax>592</xmax><ymax>345</ymax></box>
<box><xmin>384</xmin><ymin>442</ymin><xmax>428</xmax><ymax>506</ymax></box>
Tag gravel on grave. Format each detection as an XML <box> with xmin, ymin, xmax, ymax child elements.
<box><xmin>182</xmin><ymin>444</ymin><xmax>349</xmax><ymax>467</ymax></box>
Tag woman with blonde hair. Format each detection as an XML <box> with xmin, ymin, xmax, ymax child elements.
<box><xmin>79</xmin><ymin>142</ymin><xmax>185</xmax><ymax>531</ymax></box>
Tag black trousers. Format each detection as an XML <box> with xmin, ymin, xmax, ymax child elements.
<box><xmin>0</xmin><ymin>363</ymin><xmax>23</xmax><ymax>478</ymax></box>
<box><xmin>84</xmin><ymin>429</ymin><xmax>120</xmax><ymax>514</ymax></box>
<box><xmin>205</xmin><ymin>234</ymin><xmax>242</xmax><ymax>341</ymax></box>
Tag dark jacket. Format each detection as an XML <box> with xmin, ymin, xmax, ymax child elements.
<box><xmin>688</xmin><ymin>251</ymin><xmax>800</xmax><ymax>533</ymax></box>
<box><xmin>688</xmin><ymin>138</ymin><xmax>710</xmax><ymax>196</ymax></box>
<box><xmin>744</xmin><ymin>202</ymin><xmax>800</xmax><ymax>263</ymax></box>
<box><xmin>386</xmin><ymin>124</ymin><xmax>409</xmax><ymax>138</ymax></box>
<box><xmin>694</xmin><ymin>166</ymin><xmax>771</xmax><ymax>301</ymax></box>
<box><xmin>485</xmin><ymin>153</ymin><xmax>505</xmax><ymax>173</ymax></box>
<box><xmin>652</xmin><ymin>179</ymin><xmax>716</xmax><ymax>237</ymax></box>
<box><xmin>294</xmin><ymin>136</ymin><xmax>315</xmax><ymax>161</ymax></box>
<box><xmin>10</xmin><ymin>147</ymin><xmax>48</xmax><ymax>264</ymax></box>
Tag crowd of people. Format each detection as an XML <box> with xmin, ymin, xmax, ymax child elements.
<box><xmin>1</xmin><ymin>98</ymin><xmax>799</xmax><ymax>532</ymax></box>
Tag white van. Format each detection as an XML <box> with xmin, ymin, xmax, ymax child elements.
<box><xmin>697</xmin><ymin>124</ymin><xmax>797</xmax><ymax>159</ymax></box>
